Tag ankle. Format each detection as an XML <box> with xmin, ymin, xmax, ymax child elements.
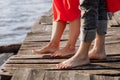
<box><xmin>90</xmin><ymin>47</ymin><xmax>106</xmax><ymax>56</ymax></box>
<box><xmin>65</xmin><ymin>43</ymin><xmax>75</xmax><ymax>51</ymax></box>
<box><xmin>93</xmin><ymin>47</ymin><xmax>105</xmax><ymax>52</ymax></box>
<box><xmin>74</xmin><ymin>51</ymin><xmax>89</xmax><ymax>60</ymax></box>
<box><xmin>48</xmin><ymin>42</ymin><xmax>59</xmax><ymax>48</ymax></box>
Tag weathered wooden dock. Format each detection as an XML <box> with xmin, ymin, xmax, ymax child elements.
<box><xmin>0</xmin><ymin>10</ymin><xmax>120</xmax><ymax>80</ymax></box>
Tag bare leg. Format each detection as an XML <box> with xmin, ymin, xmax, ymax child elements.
<box><xmin>32</xmin><ymin>21</ymin><xmax>66</xmax><ymax>54</ymax></box>
<box><xmin>56</xmin><ymin>41</ymin><xmax>90</xmax><ymax>69</ymax></box>
<box><xmin>52</xmin><ymin>18</ymin><xmax>80</xmax><ymax>57</ymax></box>
<box><xmin>89</xmin><ymin>34</ymin><xmax>106</xmax><ymax>60</ymax></box>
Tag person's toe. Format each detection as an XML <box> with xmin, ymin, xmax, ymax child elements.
<box><xmin>57</xmin><ymin>63</ymin><xmax>63</xmax><ymax>69</ymax></box>
<box><xmin>51</xmin><ymin>53</ymin><xmax>62</xmax><ymax>57</ymax></box>
<box><xmin>64</xmin><ymin>65</ymin><xmax>70</xmax><ymax>69</ymax></box>
<box><xmin>56</xmin><ymin>63</ymin><xmax>61</xmax><ymax>69</ymax></box>
<box><xmin>32</xmin><ymin>50</ymin><xmax>35</xmax><ymax>53</ymax></box>
<box><xmin>32</xmin><ymin>49</ymin><xmax>38</xmax><ymax>54</ymax></box>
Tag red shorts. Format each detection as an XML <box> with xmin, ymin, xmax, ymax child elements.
<box><xmin>52</xmin><ymin>0</ymin><xmax>81</xmax><ymax>21</ymax></box>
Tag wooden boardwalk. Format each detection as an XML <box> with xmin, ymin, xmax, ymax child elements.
<box><xmin>0</xmin><ymin>10</ymin><xmax>120</xmax><ymax>80</ymax></box>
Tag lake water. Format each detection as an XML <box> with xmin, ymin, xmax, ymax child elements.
<box><xmin>0</xmin><ymin>0</ymin><xmax>52</xmax><ymax>45</ymax></box>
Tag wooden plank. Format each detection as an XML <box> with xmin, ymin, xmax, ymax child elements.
<box><xmin>0</xmin><ymin>59</ymin><xmax>14</xmax><ymax>76</ymax></box>
<box><xmin>8</xmin><ymin>54</ymin><xmax>74</xmax><ymax>60</ymax></box>
<box><xmin>108</xmin><ymin>13</ymin><xmax>119</xmax><ymax>26</ymax></box>
<box><xmin>6</xmin><ymin>58</ymin><xmax>120</xmax><ymax>64</ymax></box>
<box><xmin>8</xmin><ymin>54</ymin><xmax>120</xmax><ymax>61</ymax></box>
<box><xmin>19</xmin><ymin>39</ymin><xmax>70</xmax><ymax>49</ymax></box>
<box><xmin>11</xmin><ymin>69</ymin><xmax>120</xmax><ymax>80</ymax></box>
<box><xmin>10</xmin><ymin>55</ymin><xmax>52</xmax><ymax>59</ymax></box>
<box><xmin>113</xmin><ymin>12</ymin><xmax>120</xmax><ymax>25</ymax></box>
<box><xmin>105</xmin><ymin>43</ymin><xmax>120</xmax><ymax>54</ymax></box>
<box><xmin>0</xmin><ymin>69</ymin><xmax>13</xmax><ymax>76</ymax></box>
<box><xmin>6</xmin><ymin>59</ymin><xmax>64</xmax><ymax>64</ymax></box>
<box><xmin>11</xmin><ymin>69</ymin><xmax>91</xmax><ymax>80</ymax></box>
<box><xmin>19</xmin><ymin>42</ymin><xmax>49</xmax><ymax>49</ymax></box>
<box><xmin>44</xmin><ymin>70</ymin><xmax>91</xmax><ymax>80</ymax></box>
<box><xmin>112</xmin><ymin>16</ymin><xmax>119</xmax><ymax>25</ymax></box>
<box><xmin>25</xmin><ymin>35</ymin><xmax>51</xmax><ymax>42</ymax></box>
<box><xmin>26</xmin><ymin>69</ymin><xmax>46</xmax><ymax>80</ymax></box>
<box><xmin>3</xmin><ymin>62</ymin><xmax>120</xmax><ymax>70</ymax></box>
<box><xmin>4</xmin><ymin>64</ymin><xmax>56</xmax><ymax>69</ymax></box>
<box><xmin>93</xmin><ymin>75</ymin><xmax>120</xmax><ymax>80</ymax></box>
<box><xmin>19</xmin><ymin>39</ymin><xmax>71</xmax><ymax>49</ymax></box>
<box><xmin>24</xmin><ymin>35</ymin><xmax>68</xmax><ymax>42</ymax></box>
<box><xmin>1</xmin><ymin>67</ymin><xmax>120</xmax><ymax>77</ymax></box>
<box><xmin>39</xmin><ymin>15</ymin><xmax>52</xmax><ymax>25</ymax></box>
<box><xmin>11</xmin><ymin>69</ymin><xmax>32</xmax><ymax>80</ymax></box>
<box><xmin>30</xmin><ymin>24</ymin><xmax>52</xmax><ymax>33</ymax></box>
<box><xmin>17</xmin><ymin>50</ymin><xmax>37</xmax><ymax>55</ymax></box>
<box><xmin>107</xmin><ymin>54</ymin><xmax>120</xmax><ymax>58</ymax></box>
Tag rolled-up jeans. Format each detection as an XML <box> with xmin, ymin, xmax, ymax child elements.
<box><xmin>80</xmin><ymin>0</ymin><xmax>108</xmax><ymax>42</ymax></box>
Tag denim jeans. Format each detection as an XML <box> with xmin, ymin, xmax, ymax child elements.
<box><xmin>80</xmin><ymin>0</ymin><xmax>108</xmax><ymax>42</ymax></box>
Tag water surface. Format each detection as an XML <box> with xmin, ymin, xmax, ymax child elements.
<box><xmin>0</xmin><ymin>0</ymin><xmax>52</xmax><ymax>45</ymax></box>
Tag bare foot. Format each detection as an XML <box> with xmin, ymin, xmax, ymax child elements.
<box><xmin>56</xmin><ymin>55</ymin><xmax>90</xmax><ymax>69</ymax></box>
<box><xmin>51</xmin><ymin>45</ymin><xmax>75</xmax><ymax>58</ymax></box>
<box><xmin>89</xmin><ymin>48</ymin><xmax>106</xmax><ymax>60</ymax></box>
<box><xmin>32</xmin><ymin>43</ymin><xmax>59</xmax><ymax>54</ymax></box>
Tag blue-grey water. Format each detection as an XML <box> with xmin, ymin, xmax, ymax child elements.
<box><xmin>0</xmin><ymin>0</ymin><xmax>52</xmax><ymax>45</ymax></box>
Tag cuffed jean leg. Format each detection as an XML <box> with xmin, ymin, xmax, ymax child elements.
<box><xmin>97</xmin><ymin>0</ymin><xmax>108</xmax><ymax>35</ymax></box>
<box><xmin>80</xmin><ymin>29</ymin><xmax>97</xmax><ymax>42</ymax></box>
<box><xmin>97</xmin><ymin>20</ymin><xmax>107</xmax><ymax>35</ymax></box>
<box><xmin>80</xmin><ymin>0</ymin><xmax>99</xmax><ymax>42</ymax></box>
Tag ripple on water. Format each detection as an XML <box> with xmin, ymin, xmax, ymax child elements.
<box><xmin>0</xmin><ymin>0</ymin><xmax>52</xmax><ymax>45</ymax></box>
